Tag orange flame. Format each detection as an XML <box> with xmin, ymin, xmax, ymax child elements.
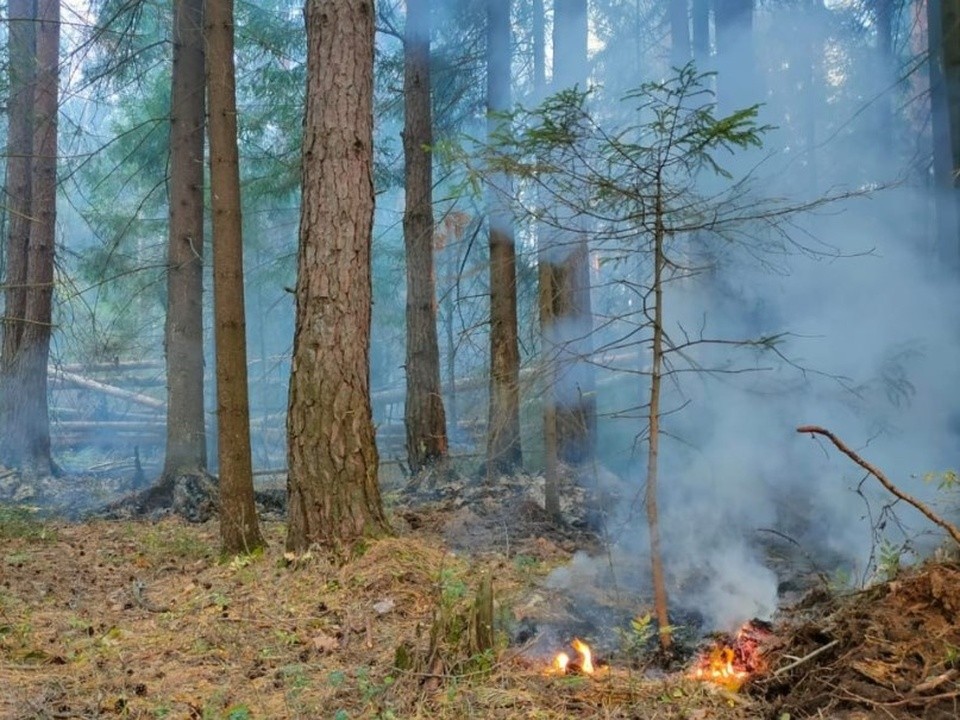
<box><xmin>690</xmin><ymin>645</ymin><xmax>750</xmax><ymax>690</ymax></box>
<box><xmin>571</xmin><ymin>638</ymin><xmax>594</xmax><ymax>673</ymax></box>
<box><xmin>688</xmin><ymin>620</ymin><xmax>771</xmax><ymax>692</ymax></box>
<box><xmin>551</xmin><ymin>638</ymin><xmax>595</xmax><ymax>675</ymax></box>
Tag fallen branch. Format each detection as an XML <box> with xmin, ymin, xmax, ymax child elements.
<box><xmin>796</xmin><ymin>425</ymin><xmax>960</xmax><ymax>547</ymax></box>
<box><xmin>773</xmin><ymin>638</ymin><xmax>840</xmax><ymax>677</ymax></box>
<box><xmin>51</xmin><ymin>369</ymin><xmax>164</xmax><ymax>410</ymax></box>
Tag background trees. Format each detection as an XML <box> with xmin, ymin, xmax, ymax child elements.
<box><xmin>403</xmin><ymin>0</ymin><xmax>449</xmax><ymax>474</ymax></box>
<box><xmin>0</xmin><ymin>0</ymin><xmax>958</xmax><ymax>587</ymax></box>
<box><xmin>162</xmin><ymin>0</ymin><xmax>207</xmax><ymax>485</ymax></box>
<box><xmin>206</xmin><ymin>0</ymin><xmax>265</xmax><ymax>555</ymax></box>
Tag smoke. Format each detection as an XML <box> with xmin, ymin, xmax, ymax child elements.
<box><xmin>542</xmin><ymin>2</ymin><xmax>960</xmax><ymax>633</ymax></box>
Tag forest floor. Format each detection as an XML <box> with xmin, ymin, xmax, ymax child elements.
<box><xmin>1</xmin><ymin>473</ymin><xmax>959</xmax><ymax>720</ymax></box>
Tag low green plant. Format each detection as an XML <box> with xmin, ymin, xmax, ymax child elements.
<box><xmin>876</xmin><ymin>539</ymin><xmax>908</xmax><ymax>581</ymax></box>
<box><xmin>0</xmin><ymin>506</ymin><xmax>55</xmax><ymax>541</ymax></box>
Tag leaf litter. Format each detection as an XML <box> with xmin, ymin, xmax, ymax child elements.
<box><xmin>0</xmin><ymin>502</ymin><xmax>958</xmax><ymax>719</ymax></box>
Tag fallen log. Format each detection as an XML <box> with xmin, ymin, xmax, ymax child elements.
<box><xmin>55</xmin><ymin>420</ymin><xmax>166</xmax><ymax>432</ymax></box>
<box><xmin>50</xmin><ymin>369</ymin><xmax>165</xmax><ymax>410</ymax></box>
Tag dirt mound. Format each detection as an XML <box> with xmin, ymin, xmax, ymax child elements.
<box><xmin>756</xmin><ymin>561</ymin><xmax>960</xmax><ymax>719</ymax></box>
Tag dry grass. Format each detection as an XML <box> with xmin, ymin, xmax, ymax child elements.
<box><xmin>7</xmin><ymin>505</ymin><xmax>956</xmax><ymax>719</ymax></box>
<box><xmin>0</xmin><ymin>513</ymin><xmax>760</xmax><ymax>720</ymax></box>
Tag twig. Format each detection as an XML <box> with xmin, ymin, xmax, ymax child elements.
<box><xmin>772</xmin><ymin>639</ymin><xmax>840</xmax><ymax>676</ymax></box>
<box><xmin>796</xmin><ymin>425</ymin><xmax>960</xmax><ymax>547</ymax></box>
<box><xmin>913</xmin><ymin>668</ymin><xmax>959</xmax><ymax>694</ymax></box>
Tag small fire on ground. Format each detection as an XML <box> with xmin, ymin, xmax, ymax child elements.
<box><xmin>551</xmin><ymin>638</ymin><xmax>596</xmax><ymax>675</ymax></box>
<box><xmin>688</xmin><ymin>619</ymin><xmax>773</xmax><ymax>691</ymax></box>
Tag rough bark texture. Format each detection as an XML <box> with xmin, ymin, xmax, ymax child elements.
<box><xmin>0</xmin><ymin>0</ymin><xmax>37</xmax><ymax>469</ymax></box>
<box><xmin>941</xmin><ymin>0</ymin><xmax>960</xmax><ymax>266</ymax></box>
<box><xmin>287</xmin><ymin>0</ymin><xmax>389</xmax><ymax>555</ymax></box>
<box><xmin>486</xmin><ymin>0</ymin><xmax>522</xmax><ymax>476</ymax></box>
<box><xmin>403</xmin><ymin>0</ymin><xmax>448</xmax><ymax>475</ymax></box>
<box><xmin>669</xmin><ymin>0</ymin><xmax>691</xmax><ymax>68</ymax></box>
<box><xmin>162</xmin><ymin>0</ymin><xmax>208</xmax><ymax>481</ymax></box>
<box><xmin>206</xmin><ymin>0</ymin><xmax>264</xmax><ymax>555</ymax></box>
<box><xmin>545</xmin><ymin>0</ymin><xmax>596</xmax><ymax>466</ymax></box>
<box><xmin>1</xmin><ymin>0</ymin><xmax>56</xmax><ymax>476</ymax></box>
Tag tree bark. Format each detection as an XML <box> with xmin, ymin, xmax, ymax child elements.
<box><xmin>0</xmin><ymin>0</ymin><xmax>37</xmax><ymax>470</ymax></box>
<box><xmin>545</xmin><ymin>0</ymin><xmax>596</xmax><ymax>467</ymax></box>
<box><xmin>929</xmin><ymin>0</ymin><xmax>960</xmax><ymax>268</ymax></box>
<box><xmin>206</xmin><ymin>0</ymin><xmax>264</xmax><ymax>555</ymax></box>
<box><xmin>646</xmin><ymin>182</ymin><xmax>671</xmax><ymax>651</ymax></box>
<box><xmin>163</xmin><ymin>0</ymin><xmax>208</xmax><ymax>480</ymax></box>
<box><xmin>1</xmin><ymin>0</ymin><xmax>57</xmax><ymax>476</ymax></box>
<box><xmin>403</xmin><ymin>0</ymin><xmax>449</xmax><ymax>474</ymax></box>
<box><xmin>287</xmin><ymin>0</ymin><xmax>389</xmax><ymax>556</ymax></box>
<box><xmin>486</xmin><ymin>0</ymin><xmax>523</xmax><ymax>477</ymax></box>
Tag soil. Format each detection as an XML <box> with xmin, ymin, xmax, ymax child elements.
<box><xmin>0</xmin><ymin>466</ymin><xmax>958</xmax><ymax>719</ymax></box>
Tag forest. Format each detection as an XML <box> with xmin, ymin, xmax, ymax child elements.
<box><xmin>1</xmin><ymin>0</ymin><xmax>960</xmax><ymax>718</ymax></box>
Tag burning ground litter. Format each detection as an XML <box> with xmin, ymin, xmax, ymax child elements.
<box><xmin>1</xmin><ymin>473</ymin><xmax>959</xmax><ymax>719</ymax></box>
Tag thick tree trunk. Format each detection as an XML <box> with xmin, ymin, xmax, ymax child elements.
<box><xmin>486</xmin><ymin>0</ymin><xmax>522</xmax><ymax>477</ymax></box>
<box><xmin>163</xmin><ymin>0</ymin><xmax>208</xmax><ymax>481</ymax></box>
<box><xmin>403</xmin><ymin>0</ymin><xmax>448</xmax><ymax>474</ymax></box>
<box><xmin>287</xmin><ymin>0</ymin><xmax>389</xmax><ymax>555</ymax></box>
<box><xmin>0</xmin><ymin>0</ymin><xmax>37</xmax><ymax>470</ymax></box>
<box><xmin>1</xmin><ymin>0</ymin><xmax>58</xmax><ymax>476</ymax></box>
<box><xmin>206</xmin><ymin>0</ymin><xmax>264</xmax><ymax>555</ymax></box>
<box><xmin>545</xmin><ymin>0</ymin><xmax>596</xmax><ymax>467</ymax></box>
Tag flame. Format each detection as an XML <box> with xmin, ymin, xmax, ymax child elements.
<box><xmin>690</xmin><ymin>645</ymin><xmax>750</xmax><ymax>691</ymax></box>
<box><xmin>571</xmin><ymin>638</ymin><xmax>594</xmax><ymax>673</ymax></box>
<box><xmin>553</xmin><ymin>652</ymin><xmax>570</xmax><ymax>673</ymax></box>
<box><xmin>550</xmin><ymin>638</ymin><xmax>595</xmax><ymax>675</ymax></box>
<box><xmin>688</xmin><ymin>620</ymin><xmax>772</xmax><ymax>692</ymax></box>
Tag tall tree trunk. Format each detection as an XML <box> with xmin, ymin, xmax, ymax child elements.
<box><xmin>714</xmin><ymin>0</ymin><xmax>757</xmax><ymax>112</ymax></box>
<box><xmin>19</xmin><ymin>0</ymin><xmax>59</xmax><ymax>476</ymax></box>
<box><xmin>287</xmin><ymin>0</ymin><xmax>389</xmax><ymax>556</ymax></box>
<box><xmin>545</xmin><ymin>0</ymin><xmax>596</xmax><ymax>466</ymax></box>
<box><xmin>1</xmin><ymin>0</ymin><xmax>57</xmax><ymax>476</ymax></box>
<box><xmin>670</xmin><ymin>0</ymin><xmax>691</xmax><ymax>68</ymax></box>
<box><xmin>929</xmin><ymin>0</ymin><xmax>960</xmax><ymax>267</ymax></box>
<box><xmin>162</xmin><ymin>0</ymin><xmax>208</xmax><ymax>482</ymax></box>
<box><xmin>692</xmin><ymin>0</ymin><xmax>709</xmax><ymax>69</ymax></box>
<box><xmin>403</xmin><ymin>0</ymin><xmax>448</xmax><ymax>474</ymax></box>
<box><xmin>206</xmin><ymin>0</ymin><xmax>264</xmax><ymax>555</ymax></box>
<box><xmin>0</xmin><ymin>0</ymin><xmax>37</xmax><ymax>470</ymax></box>
<box><xmin>486</xmin><ymin>0</ymin><xmax>523</xmax><ymax>477</ymax></box>
<box><xmin>532</xmin><ymin>0</ymin><xmax>561</xmax><ymax>518</ymax></box>
<box><xmin>875</xmin><ymin>0</ymin><xmax>894</xmax><ymax>156</ymax></box>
